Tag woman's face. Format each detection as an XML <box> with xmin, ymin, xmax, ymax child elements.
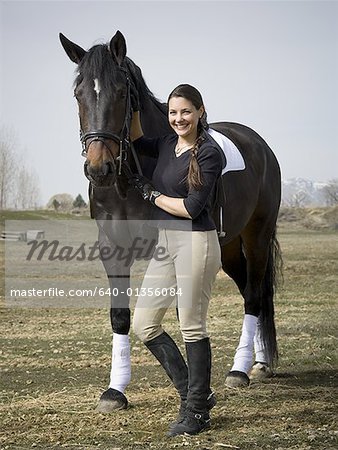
<box><xmin>168</xmin><ymin>96</ymin><xmax>204</xmax><ymax>141</ymax></box>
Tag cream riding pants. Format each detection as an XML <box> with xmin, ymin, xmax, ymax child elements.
<box><xmin>133</xmin><ymin>229</ymin><xmax>221</xmax><ymax>343</ymax></box>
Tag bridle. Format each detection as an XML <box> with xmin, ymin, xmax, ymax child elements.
<box><xmin>80</xmin><ymin>66</ymin><xmax>142</xmax><ymax>178</ymax></box>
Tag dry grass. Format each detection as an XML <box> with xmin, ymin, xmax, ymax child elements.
<box><xmin>0</xmin><ymin>215</ymin><xmax>337</xmax><ymax>450</ymax></box>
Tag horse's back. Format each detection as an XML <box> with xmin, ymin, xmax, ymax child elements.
<box><xmin>210</xmin><ymin>122</ymin><xmax>281</xmax><ymax>240</ymax></box>
<box><xmin>210</xmin><ymin>121</ymin><xmax>280</xmax><ymax>177</ymax></box>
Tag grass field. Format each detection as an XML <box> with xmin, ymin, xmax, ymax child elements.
<box><xmin>0</xmin><ymin>211</ymin><xmax>337</xmax><ymax>450</ymax></box>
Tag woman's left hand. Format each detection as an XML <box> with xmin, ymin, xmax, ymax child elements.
<box><xmin>129</xmin><ymin>175</ymin><xmax>162</xmax><ymax>204</ymax></box>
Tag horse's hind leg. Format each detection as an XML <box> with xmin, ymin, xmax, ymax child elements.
<box><xmin>220</xmin><ymin>237</ymin><xmax>247</xmax><ymax>295</ymax></box>
<box><xmin>249</xmin><ymin>317</ymin><xmax>274</xmax><ymax>380</ymax></box>
<box><xmin>225</xmin><ymin>223</ymin><xmax>275</xmax><ymax>388</ymax></box>
<box><xmin>220</xmin><ymin>238</ymin><xmax>252</xmax><ymax>387</ymax></box>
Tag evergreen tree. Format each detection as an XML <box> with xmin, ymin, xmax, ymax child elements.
<box><xmin>73</xmin><ymin>194</ymin><xmax>87</xmax><ymax>208</ymax></box>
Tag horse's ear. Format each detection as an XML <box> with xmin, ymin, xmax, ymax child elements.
<box><xmin>59</xmin><ymin>33</ymin><xmax>86</xmax><ymax>64</ymax></box>
<box><xmin>110</xmin><ymin>31</ymin><xmax>127</xmax><ymax>66</ymax></box>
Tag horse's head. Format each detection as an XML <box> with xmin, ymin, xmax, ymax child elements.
<box><xmin>60</xmin><ymin>31</ymin><xmax>133</xmax><ymax>188</ymax></box>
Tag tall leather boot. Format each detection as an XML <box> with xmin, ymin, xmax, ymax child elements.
<box><xmin>144</xmin><ymin>332</ymin><xmax>216</xmax><ymax>426</ymax></box>
<box><xmin>144</xmin><ymin>332</ymin><xmax>188</xmax><ymax>406</ymax></box>
<box><xmin>168</xmin><ymin>337</ymin><xmax>212</xmax><ymax>437</ymax></box>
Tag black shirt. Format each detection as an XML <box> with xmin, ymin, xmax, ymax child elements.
<box><xmin>133</xmin><ymin>132</ymin><xmax>223</xmax><ymax>231</ymax></box>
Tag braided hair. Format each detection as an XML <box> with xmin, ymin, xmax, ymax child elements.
<box><xmin>167</xmin><ymin>84</ymin><xmax>209</xmax><ymax>190</ymax></box>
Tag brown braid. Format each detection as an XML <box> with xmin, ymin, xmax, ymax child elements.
<box><xmin>187</xmin><ymin>131</ymin><xmax>204</xmax><ymax>190</ymax></box>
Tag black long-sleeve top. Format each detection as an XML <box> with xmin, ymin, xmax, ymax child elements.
<box><xmin>133</xmin><ymin>132</ymin><xmax>224</xmax><ymax>231</ymax></box>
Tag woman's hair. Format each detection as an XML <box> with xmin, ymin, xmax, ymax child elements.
<box><xmin>168</xmin><ymin>84</ymin><xmax>208</xmax><ymax>190</ymax></box>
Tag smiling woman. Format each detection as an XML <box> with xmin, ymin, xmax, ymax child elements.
<box><xmin>129</xmin><ymin>83</ymin><xmax>223</xmax><ymax>435</ymax></box>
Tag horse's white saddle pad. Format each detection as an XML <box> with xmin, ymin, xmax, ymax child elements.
<box><xmin>208</xmin><ymin>128</ymin><xmax>246</xmax><ymax>175</ymax></box>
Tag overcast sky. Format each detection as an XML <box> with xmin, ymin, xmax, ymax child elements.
<box><xmin>1</xmin><ymin>0</ymin><xmax>337</xmax><ymax>205</ymax></box>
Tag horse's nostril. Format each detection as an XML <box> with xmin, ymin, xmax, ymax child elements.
<box><xmin>103</xmin><ymin>162</ymin><xmax>110</xmax><ymax>176</ymax></box>
<box><xmin>83</xmin><ymin>160</ymin><xmax>116</xmax><ymax>188</ymax></box>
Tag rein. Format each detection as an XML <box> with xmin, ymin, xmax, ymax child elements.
<box><xmin>80</xmin><ymin>66</ymin><xmax>143</xmax><ymax>178</ymax></box>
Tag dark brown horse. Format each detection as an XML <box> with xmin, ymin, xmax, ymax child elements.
<box><xmin>60</xmin><ymin>30</ymin><xmax>282</xmax><ymax>412</ymax></box>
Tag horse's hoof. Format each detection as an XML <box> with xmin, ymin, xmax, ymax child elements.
<box><xmin>225</xmin><ymin>371</ymin><xmax>250</xmax><ymax>388</ymax></box>
<box><xmin>96</xmin><ymin>388</ymin><xmax>128</xmax><ymax>412</ymax></box>
<box><xmin>249</xmin><ymin>362</ymin><xmax>273</xmax><ymax>380</ymax></box>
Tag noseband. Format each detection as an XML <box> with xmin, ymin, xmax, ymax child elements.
<box><xmin>80</xmin><ymin>67</ymin><xmax>134</xmax><ymax>176</ymax></box>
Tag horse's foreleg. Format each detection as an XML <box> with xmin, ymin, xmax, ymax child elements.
<box><xmin>96</xmin><ymin>270</ymin><xmax>131</xmax><ymax>412</ymax></box>
<box><xmin>109</xmin><ymin>304</ymin><xmax>131</xmax><ymax>394</ymax></box>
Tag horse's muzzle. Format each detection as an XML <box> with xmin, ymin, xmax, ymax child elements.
<box><xmin>84</xmin><ymin>161</ymin><xmax>116</xmax><ymax>187</ymax></box>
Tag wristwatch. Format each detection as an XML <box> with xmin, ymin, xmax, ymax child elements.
<box><xmin>149</xmin><ymin>190</ymin><xmax>162</xmax><ymax>204</ymax></box>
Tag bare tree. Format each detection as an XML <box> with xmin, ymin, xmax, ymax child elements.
<box><xmin>14</xmin><ymin>166</ymin><xmax>41</xmax><ymax>209</ymax></box>
<box><xmin>0</xmin><ymin>126</ymin><xmax>41</xmax><ymax>209</ymax></box>
<box><xmin>284</xmin><ymin>190</ymin><xmax>310</xmax><ymax>208</ymax></box>
<box><xmin>322</xmin><ymin>179</ymin><xmax>338</xmax><ymax>206</ymax></box>
<box><xmin>0</xmin><ymin>127</ymin><xmax>18</xmax><ymax>209</ymax></box>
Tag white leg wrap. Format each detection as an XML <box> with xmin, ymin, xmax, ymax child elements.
<box><xmin>231</xmin><ymin>314</ymin><xmax>258</xmax><ymax>374</ymax></box>
<box><xmin>254</xmin><ymin>316</ymin><xmax>268</xmax><ymax>364</ymax></box>
<box><xmin>108</xmin><ymin>333</ymin><xmax>131</xmax><ymax>393</ymax></box>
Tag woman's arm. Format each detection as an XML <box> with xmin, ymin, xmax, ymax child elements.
<box><xmin>183</xmin><ymin>148</ymin><xmax>223</xmax><ymax>219</ymax></box>
<box><xmin>154</xmin><ymin>195</ymin><xmax>192</xmax><ymax>219</ymax></box>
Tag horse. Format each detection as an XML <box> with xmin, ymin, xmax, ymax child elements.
<box><xmin>59</xmin><ymin>30</ymin><xmax>282</xmax><ymax>412</ymax></box>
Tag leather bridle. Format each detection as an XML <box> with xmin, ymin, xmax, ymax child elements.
<box><xmin>80</xmin><ymin>67</ymin><xmax>142</xmax><ymax>177</ymax></box>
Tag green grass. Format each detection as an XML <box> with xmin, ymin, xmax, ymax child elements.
<box><xmin>0</xmin><ymin>209</ymin><xmax>89</xmax><ymax>221</ymax></box>
<box><xmin>0</xmin><ymin>218</ymin><xmax>337</xmax><ymax>450</ymax></box>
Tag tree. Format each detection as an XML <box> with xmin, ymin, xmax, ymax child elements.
<box><xmin>0</xmin><ymin>126</ymin><xmax>41</xmax><ymax>209</ymax></box>
<box><xmin>0</xmin><ymin>128</ymin><xmax>18</xmax><ymax>209</ymax></box>
<box><xmin>283</xmin><ymin>190</ymin><xmax>311</xmax><ymax>208</ymax></box>
<box><xmin>47</xmin><ymin>193</ymin><xmax>74</xmax><ymax>211</ymax></box>
<box><xmin>73</xmin><ymin>194</ymin><xmax>87</xmax><ymax>208</ymax></box>
<box><xmin>14</xmin><ymin>167</ymin><xmax>41</xmax><ymax>209</ymax></box>
<box><xmin>322</xmin><ymin>179</ymin><xmax>338</xmax><ymax>206</ymax></box>
<box><xmin>52</xmin><ymin>199</ymin><xmax>61</xmax><ymax>211</ymax></box>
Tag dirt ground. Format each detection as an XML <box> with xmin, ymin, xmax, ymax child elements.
<box><xmin>0</xmin><ymin>214</ymin><xmax>337</xmax><ymax>450</ymax></box>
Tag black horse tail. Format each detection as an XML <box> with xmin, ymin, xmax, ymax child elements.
<box><xmin>260</xmin><ymin>228</ymin><xmax>283</xmax><ymax>367</ymax></box>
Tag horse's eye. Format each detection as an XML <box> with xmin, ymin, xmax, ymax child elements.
<box><xmin>74</xmin><ymin>87</ymin><xmax>82</xmax><ymax>101</ymax></box>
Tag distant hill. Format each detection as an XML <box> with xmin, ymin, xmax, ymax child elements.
<box><xmin>278</xmin><ymin>206</ymin><xmax>338</xmax><ymax>230</ymax></box>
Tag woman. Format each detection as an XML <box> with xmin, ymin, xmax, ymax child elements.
<box><xmin>130</xmin><ymin>84</ymin><xmax>223</xmax><ymax>437</ymax></box>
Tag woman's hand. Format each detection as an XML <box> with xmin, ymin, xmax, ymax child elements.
<box><xmin>129</xmin><ymin>175</ymin><xmax>191</xmax><ymax>218</ymax></box>
<box><xmin>129</xmin><ymin>175</ymin><xmax>162</xmax><ymax>204</ymax></box>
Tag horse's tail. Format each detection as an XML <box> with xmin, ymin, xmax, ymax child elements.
<box><xmin>261</xmin><ymin>227</ymin><xmax>283</xmax><ymax>367</ymax></box>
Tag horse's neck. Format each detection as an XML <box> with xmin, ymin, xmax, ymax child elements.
<box><xmin>141</xmin><ymin>97</ymin><xmax>173</xmax><ymax>138</ymax></box>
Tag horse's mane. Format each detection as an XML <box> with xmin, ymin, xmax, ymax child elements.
<box><xmin>75</xmin><ymin>44</ymin><xmax>167</xmax><ymax>117</ymax></box>
<box><xmin>124</xmin><ymin>57</ymin><xmax>167</xmax><ymax>116</ymax></box>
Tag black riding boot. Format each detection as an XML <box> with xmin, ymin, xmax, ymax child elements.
<box><xmin>144</xmin><ymin>332</ymin><xmax>216</xmax><ymax>427</ymax></box>
<box><xmin>144</xmin><ymin>332</ymin><xmax>188</xmax><ymax>405</ymax></box>
<box><xmin>168</xmin><ymin>337</ymin><xmax>212</xmax><ymax>437</ymax></box>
